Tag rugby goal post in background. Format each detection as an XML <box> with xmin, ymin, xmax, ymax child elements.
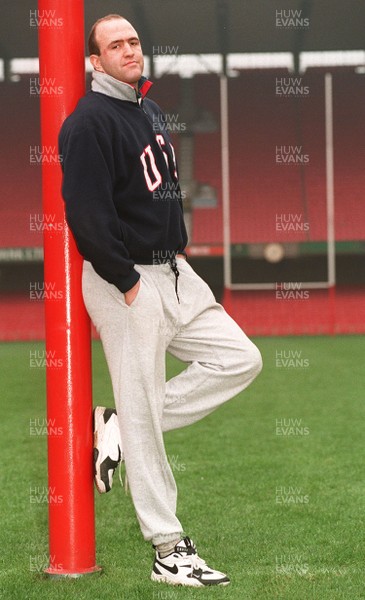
<box><xmin>221</xmin><ymin>72</ymin><xmax>336</xmax><ymax>293</ymax></box>
<box><xmin>38</xmin><ymin>0</ymin><xmax>100</xmax><ymax>576</ymax></box>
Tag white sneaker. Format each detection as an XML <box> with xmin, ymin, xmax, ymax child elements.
<box><xmin>151</xmin><ymin>537</ymin><xmax>230</xmax><ymax>587</ymax></box>
<box><xmin>93</xmin><ymin>407</ymin><xmax>122</xmax><ymax>493</ymax></box>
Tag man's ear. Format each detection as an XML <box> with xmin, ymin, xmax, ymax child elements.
<box><xmin>90</xmin><ymin>54</ymin><xmax>104</xmax><ymax>73</ymax></box>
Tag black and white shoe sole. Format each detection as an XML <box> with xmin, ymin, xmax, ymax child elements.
<box><xmin>93</xmin><ymin>407</ymin><xmax>121</xmax><ymax>494</ymax></box>
<box><xmin>151</xmin><ymin>571</ymin><xmax>230</xmax><ymax>587</ymax></box>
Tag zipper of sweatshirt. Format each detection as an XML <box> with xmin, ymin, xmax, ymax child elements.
<box><xmin>137</xmin><ymin>98</ymin><xmax>181</xmax><ymax>303</ymax></box>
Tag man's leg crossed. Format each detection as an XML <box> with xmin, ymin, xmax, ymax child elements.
<box><xmin>163</xmin><ymin>258</ymin><xmax>262</xmax><ymax>431</ymax></box>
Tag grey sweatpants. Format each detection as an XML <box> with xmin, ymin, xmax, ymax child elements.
<box><xmin>82</xmin><ymin>257</ymin><xmax>262</xmax><ymax>545</ymax></box>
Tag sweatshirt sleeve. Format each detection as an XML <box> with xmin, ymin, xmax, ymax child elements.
<box><xmin>59</xmin><ymin>119</ymin><xmax>140</xmax><ymax>293</ymax></box>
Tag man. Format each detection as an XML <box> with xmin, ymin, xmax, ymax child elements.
<box><xmin>59</xmin><ymin>14</ymin><xmax>262</xmax><ymax>587</ymax></box>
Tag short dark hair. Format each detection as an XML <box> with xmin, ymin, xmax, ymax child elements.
<box><xmin>88</xmin><ymin>14</ymin><xmax>126</xmax><ymax>56</ymax></box>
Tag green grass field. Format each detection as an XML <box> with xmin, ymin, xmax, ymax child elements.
<box><xmin>1</xmin><ymin>336</ymin><xmax>364</xmax><ymax>599</ymax></box>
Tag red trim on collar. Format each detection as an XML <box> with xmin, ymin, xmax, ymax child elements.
<box><xmin>139</xmin><ymin>79</ymin><xmax>153</xmax><ymax>98</ymax></box>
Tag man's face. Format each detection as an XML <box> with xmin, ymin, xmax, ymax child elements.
<box><xmin>90</xmin><ymin>18</ymin><xmax>144</xmax><ymax>87</ymax></box>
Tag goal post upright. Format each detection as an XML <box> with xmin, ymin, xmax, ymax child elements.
<box><xmin>220</xmin><ymin>73</ymin><xmax>232</xmax><ymax>291</ymax></box>
<box><xmin>325</xmin><ymin>72</ymin><xmax>336</xmax><ymax>334</ymax></box>
<box><xmin>325</xmin><ymin>73</ymin><xmax>336</xmax><ymax>289</ymax></box>
<box><xmin>221</xmin><ymin>72</ymin><xmax>336</xmax><ymax>298</ymax></box>
<box><xmin>38</xmin><ymin>0</ymin><xmax>100</xmax><ymax>576</ymax></box>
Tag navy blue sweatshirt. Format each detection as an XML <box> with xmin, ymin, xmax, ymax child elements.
<box><xmin>59</xmin><ymin>72</ymin><xmax>188</xmax><ymax>293</ymax></box>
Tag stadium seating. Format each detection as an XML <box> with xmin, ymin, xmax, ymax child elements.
<box><xmin>0</xmin><ymin>80</ymin><xmax>43</xmax><ymax>248</ymax></box>
<box><xmin>2</xmin><ymin>72</ymin><xmax>364</xmax><ymax>249</ymax></box>
<box><xmin>1</xmin><ymin>71</ymin><xmax>364</xmax><ymax>338</ymax></box>
<box><xmin>190</xmin><ymin>70</ymin><xmax>365</xmax><ymax>245</ymax></box>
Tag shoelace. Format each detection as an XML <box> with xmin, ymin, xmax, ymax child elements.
<box><xmin>117</xmin><ymin>458</ymin><xmax>129</xmax><ymax>494</ymax></box>
<box><xmin>180</xmin><ymin>538</ymin><xmax>207</xmax><ymax>572</ymax></box>
<box><xmin>190</xmin><ymin>553</ymin><xmax>207</xmax><ymax>571</ymax></box>
<box><xmin>111</xmin><ymin>417</ymin><xmax>128</xmax><ymax>494</ymax></box>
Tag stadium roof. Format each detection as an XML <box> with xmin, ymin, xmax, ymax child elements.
<box><xmin>1</xmin><ymin>0</ymin><xmax>364</xmax><ymax>61</ymax></box>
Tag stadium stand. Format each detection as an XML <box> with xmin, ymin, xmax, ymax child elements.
<box><xmin>191</xmin><ymin>70</ymin><xmax>365</xmax><ymax>246</ymax></box>
<box><xmin>1</xmin><ymin>71</ymin><xmax>364</xmax><ymax>338</ymax></box>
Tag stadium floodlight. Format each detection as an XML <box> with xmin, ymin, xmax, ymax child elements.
<box><xmin>38</xmin><ymin>0</ymin><xmax>100</xmax><ymax>578</ymax></box>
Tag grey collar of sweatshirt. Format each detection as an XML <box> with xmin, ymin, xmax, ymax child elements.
<box><xmin>91</xmin><ymin>71</ymin><xmax>139</xmax><ymax>103</ymax></box>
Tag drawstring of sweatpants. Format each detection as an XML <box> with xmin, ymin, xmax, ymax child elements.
<box><xmin>168</xmin><ymin>257</ymin><xmax>180</xmax><ymax>303</ymax></box>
